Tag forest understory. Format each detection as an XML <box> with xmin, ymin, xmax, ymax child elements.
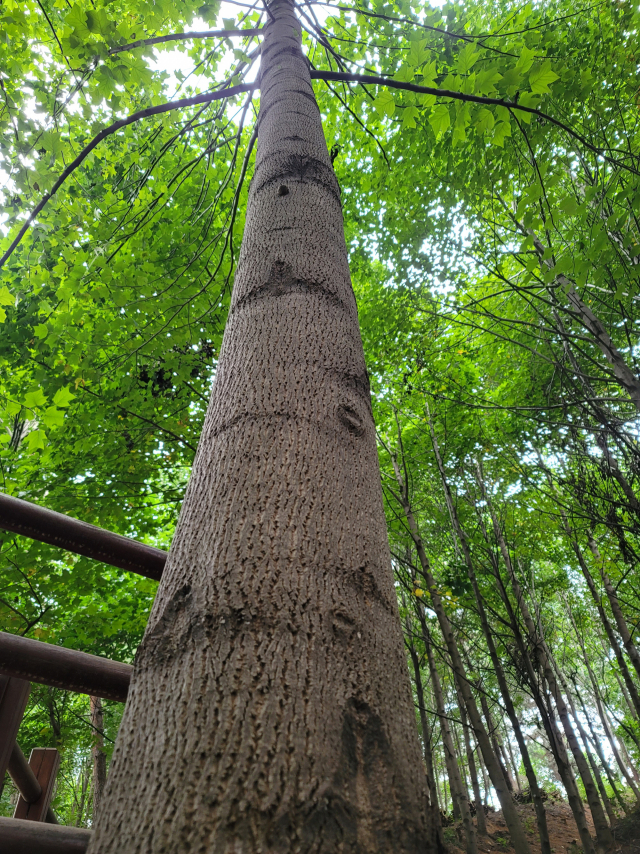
<box><xmin>447</xmin><ymin>803</ymin><xmax>640</xmax><ymax>854</ymax></box>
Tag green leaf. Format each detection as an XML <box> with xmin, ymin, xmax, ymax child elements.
<box><xmin>475</xmin><ymin>68</ymin><xmax>502</xmax><ymax>95</ymax></box>
<box><xmin>475</xmin><ymin>108</ymin><xmax>495</xmax><ymax>134</ymax></box>
<box><xmin>198</xmin><ymin>4</ymin><xmax>220</xmax><ymax>24</ymax></box>
<box><xmin>52</xmin><ymin>387</ymin><xmax>76</xmax><ymax>408</ymax></box>
<box><xmin>64</xmin><ymin>4</ymin><xmax>91</xmax><ymax>41</ymax></box>
<box><xmin>26</xmin><ymin>429</ymin><xmax>46</xmax><ymax>452</ymax></box>
<box><xmin>516</xmin><ymin>46</ymin><xmax>536</xmax><ymax>74</ymax></box>
<box><xmin>559</xmin><ymin>196</ymin><xmax>578</xmax><ymax>215</ymax></box>
<box><xmin>408</xmin><ymin>40</ymin><xmax>429</xmax><ymax>69</ymax></box>
<box><xmin>515</xmin><ymin>91</ymin><xmax>540</xmax><ymax>124</ymax></box>
<box><xmin>457</xmin><ymin>44</ymin><xmax>480</xmax><ymax>74</ymax></box>
<box><xmin>402</xmin><ymin>105</ymin><xmax>419</xmax><ymax>129</ymax></box>
<box><xmin>420</xmin><ymin>60</ymin><xmax>438</xmax><ymax>87</ymax></box>
<box><xmin>0</xmin><ymin>286</ymin><xmax>14</xmax><ymax>306</ymax></box>
<box><xmin>529</xmin><ymin>60</ymin><xmax>559</xmax><ymax>94</ymax></box>
<box><xmin>373</xmin><ymin>90</ymin><xmax>395</xmax><ymax>118</ymax></box>
<box><xmin>501</xmin><ymin>67</ymin><xmax>523</xmax><ymax>91</ymax></box>
<box><xmin>86</xmin><ymin>9</ymin><xmax>116</xmax><ymax>40</ymax></box>
<box><xmin>42</xmin><ymin>407</ymin><xmax>65</xmax><ymax>429</ymax></box>
<box><xmin>429</xmin><ymin>104</ymin><xmax>450</xmax><ymax>139</ymax></box>
<box><xmin>0</xmin><ymin>308</ymin><xmax>5</xmax><ymax>323</ymax></box>
<box><xmin>492</xmin><ymin>120</ymin><xmax>512</xmax><ymax>147</ymax></box>
<box><xmin>34</xmin><ymin>324</ymin><xmax>49</xmax><ymax>339</ymax></box>
<box><xmin>24</xmin><ymin>389</ymin><xmax>48</xmax><ymax>409</ymax></box>
<box><xmin>395</xmin><ymin>65</ymin><xmax>414</xmax><ymax>83</ymax></box>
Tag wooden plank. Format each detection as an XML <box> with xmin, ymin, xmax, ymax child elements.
<box><xmin>0</xmin><ymin>677</ymin><xmax>30</xmax><ymax>784</ymax></box>
<box><xmin>0</xmin><ymin>491</ymin><xmax>166</xmax><ymax>581</ymax></box>
<box><xmin>0</xmin><ymin>632</ymin><xmax>132</xmax><ymax>702</ymax></box>
<box><xmin>0</xmin><ymin>818</ymin><xmax>90</xmax><ymax>854</ymax></box>
<box><xmin>14</xmin><ymin>749</ymin><xmax>61</xmax><ymax>822</ymax></box>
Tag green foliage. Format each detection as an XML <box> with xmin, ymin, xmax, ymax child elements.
<box><xmin>2</xmin><ymin>0</ymin><xmax>640</xmax><ymax>828</ymax></box>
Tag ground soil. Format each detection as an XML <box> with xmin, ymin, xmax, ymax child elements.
<box><xmin>445</xmin><ymin>802</ymin><xmax>640</xmax><ymax>854</ymax></box>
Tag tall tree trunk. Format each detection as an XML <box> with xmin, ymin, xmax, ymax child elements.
<box><xmin>573</xmin><ymin>680</ymin><xmax>629</xmax><ymax>816</ymax></box>
<box><xmin>479</xmin><ymin>694</ymin><xmax>515</xmax><ymax>794</ymax></box>
<box><xmin>535</xmin><ymin>459</ymin><xmax>640</xmax><ymax>719</ymax></box>
<box><xmin>88</xmin><ymin>3</ymin><xmax>432</xmax><ymax>851</ymax></box>
<box><xmin>588</xmin><ymin>536</ymin><xmax>640</xmax><ymax>683</ymax></box>
<box><xmin>388</xmin><ymin>449</ymin><xmax>531</xmax><ymax>854</ymax></box>
<box><xmin>614</xmin><ymin>671</ymin><xmax>639</xmax><ymax>722</ymax></box>
<box><xmin>427</xmin><ymin>434</ymin><xmax>551</xmax><ymax>853</ymax></box>
<box><xmin>596</xmin><ymin>692</ymin><xmax>640</xmax><ymax>803</ymax></box>
<box><xmin>552</xmin><ymin>668</ymin><xmax>615</xmax><ymax>826</ymax></box>
<box><xmin>474</xmin><ymin>483</ymin><xmax>597</xmax><ymax>854</ymax></box>
<box><xmin>574</xmin><ymin>534</ymin><xmax>640</xmax><ymax>718</ymax></box>
<box><xmin>564</xmin><ymin>597</ymin><xmax>640</xmax><ymax>809</ymax></box>
<box><xmin>491</xmin><ymin>559</ymin><xmax>598</xmax><ymax>853</ymax></box>
<box><xmin>90</xmin><ymin>696</ymin><xmax>107</xmax><ymax>822</ymax></box>
<box><xmin>454</xmin><ymin>678</ymin><xmax>488</xmax><ymax>836</ymax></box>
<box><xmin>405</xmin><ymin>621</ymin><xmax>444</xmax><ymax>848</ymax></box>
<box><xmin>503</xmin><ymin>728</ymin><xmax>523</xmax><ymax>795</ymax></box>
<box><xmin>475</xmin><ymin>459</ymin><xmax>612</xmax><ymax>850</ymax></box>
<box><xmin>478</xmin><ymin>750</ymin><xmax>491</xmax><ymax>807</ymax></box>
<box><xmin>421</xmin><ymin>621</ymin><xmax>464</xmax><ymax>824</ymax></box>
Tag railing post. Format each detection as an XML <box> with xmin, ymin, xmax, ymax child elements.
<box><xmin>13</xmin><ymin>748</ymin><xmax>61</xmax><ymax>822</ymax></box>
<box><xmin>0</xmin><ymin>675</ymin><xmax>31</xmax><ymax>789</ymax></box>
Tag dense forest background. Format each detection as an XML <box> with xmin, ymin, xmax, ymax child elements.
<box><xmin>1</xmin><ymin>0</ymin><xmax>640</xmax><ymax>849</ymax></box>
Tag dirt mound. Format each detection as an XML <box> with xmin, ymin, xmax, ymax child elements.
<box><xmin>444</xmin><ymin>801</ymin><xmax>595</xmax><ymax>854</ymax></box>
<box><xmin>611</xmin><ymin>807</ymin><xmax>640</xmax><ymax>853</ymax></box>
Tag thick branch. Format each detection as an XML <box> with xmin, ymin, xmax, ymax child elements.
<box><xmin>0</xmin><ymin>83</ymin><xmax>254</xmax><ymax>270</ymax></box>
<box><xmin>310</xmin><ymin>71</ymin><xmax>639</xmax><ymax>176</ymax></box>
<box><xmin>109</xmin><ymin>28</ymin><xmax>263</xmax><ymax>55</ymax></box>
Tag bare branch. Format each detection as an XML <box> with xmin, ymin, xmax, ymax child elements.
<box><xmin>109</xmin><ymin>28</ymin><xmax>263</xmax><ymax>55</ymax></box>
<box><xmin>0</xmin><ymin>83</ymin><xmax>255</xmax><ymax>270</ymax></box>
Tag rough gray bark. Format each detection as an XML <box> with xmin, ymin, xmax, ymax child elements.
<box><xmin>87</xmin><ymin>2</ymin><xmax>431</xmax><ymax>851</ymax></box>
